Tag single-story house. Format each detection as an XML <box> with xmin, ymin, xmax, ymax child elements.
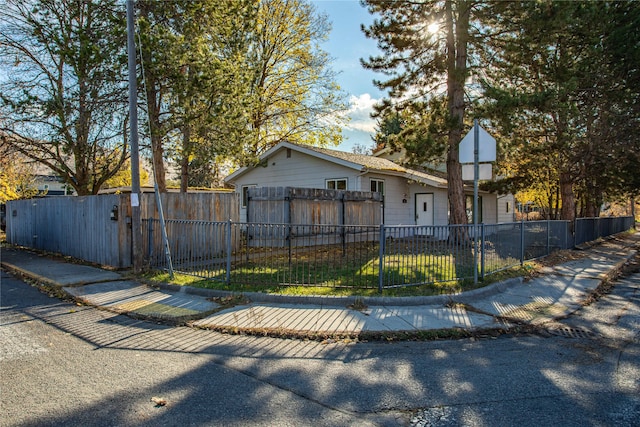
<box><xmin>224</xmin><ymin>141</ymin><xmax>515</xmax><ymax>225</ymax></box>
<box><xmin>34</xmin><ymin>173</ymin><xmax>74</xmax><ymax>196</ymax></box>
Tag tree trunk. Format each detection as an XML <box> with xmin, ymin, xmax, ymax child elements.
<box><xmin>444</xmin><ymin>1</ymin><xmax>474</xmax><ymax>278</ymax></box>
<box><xmin>139</xmin><ymin>2</ymin><xmax>167</xmax><ymax>193</ymax></box>
<box><xmin>180</xmin><ymin>125</ymin><xmax>190</xmax><ymax>193</ymax></box>
<box><xmin>445</xmin><ymin>0</ymin><xmax>470</xmax><ymax>227</ymax></box>
<box><xmin>150</xmin><ymin>128</ymin><xmax>167</xmax><ymax>193</ymax></box>
<box><xmin>560</xmin><ymin>171</ymin><xmax>575</xmax><ymax>221</ymax></box>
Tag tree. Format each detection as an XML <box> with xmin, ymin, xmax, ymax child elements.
<box><xmin>481</xmin><ymin>1</ymin><xmax>640</xmax><ymax>220</ymax></box>
<box><xmin>0</xmin><ymin>0</ymin><xmax>129</xmax><ymax>195</ymax></box>
<box><xmin>136</xmin><ymin>0</ymin><xmax>348</xmax><ymax>191</ymax></box>
<box><xmin>136</xmin><ymin>0</ymin><xmax>256</xmax><ymax>192</ymax></box>
<box><xmin>0</xmin><ymin>143</ymin><xmax>38</xmax><ymax>202</ymax></box>
<box><xmin>245</xmin><ymin>0</ymin><xmax>348</xmax><ymax>161</ymax></box>
<box><xmin>102</xmin><ymin>157</ymin><xmax>149</xmax><ymax>190</ymax></box>
<box><xmin>362</xmin><ymin>0</ymin><xmax>479</xmax><ymax>226</ymax></box>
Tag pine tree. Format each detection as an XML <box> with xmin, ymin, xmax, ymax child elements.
<box><xmin>482</xmin><ymin>1</ymin><xmax>640</xmax><ymax>219</ymax></box>
<box><xmin>362</xmin><ymin>0</ymin><xmax>481</xmax><ymax>226</ymax></box>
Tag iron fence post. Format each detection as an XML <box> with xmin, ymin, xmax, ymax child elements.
<box><xmin>378</xmin><ymin>224</ymin><xmax>385</xmax><ymax>293</ymax></box>
<box><xmin>226</xmin><ymin>219</ymin><xmax>232</xmax><ymax>285</ymax></box>
<box><xmin>547</xmin><ymin>219</ymin><xmax>551</xmax><ymax>255</ymax></box>
<box><xmin>480</xmin><ymin>224</ymin><xmax>485</xmax><ymax>279</ymax></box>
<box><xmin>520</xmin><ymin>219</ymin><xmax>525</xmax><ymax>265</ymax></box>
<box><xmin>147</xmin><ymin>219</ymin><xmax>153</xmax><ymax>262</ymax></box>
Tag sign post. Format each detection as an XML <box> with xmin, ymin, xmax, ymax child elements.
<box><xmin>459</xmin><ymin>120</ymin><xmax>496</xmax><ymax>284</ymax></box>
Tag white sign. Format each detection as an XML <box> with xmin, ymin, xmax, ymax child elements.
<box><xmin>459</xmin><ymin>125</ymin><xmax>496</xmax><ymax>164</ymax></box>
<box><xmin>130</xmin><ymin>193</ymin><xmax>139</xmax><ymax>207</ymax></box>
<box><xmin>462</xmin><ymin>163</ymin><xmax>492</xmax><ymax>181</ymax></box>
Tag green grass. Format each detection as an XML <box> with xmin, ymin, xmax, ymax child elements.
<box><xmin>141</xmin><ymin>256</ymin><xmax>535</xmax><ymax>298</ymax></box>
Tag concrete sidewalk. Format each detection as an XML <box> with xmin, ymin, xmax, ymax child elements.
<box><xmin>2</xmin><ymin>232</ymin><xmax>638</xmax><ymax>337</ymax></box>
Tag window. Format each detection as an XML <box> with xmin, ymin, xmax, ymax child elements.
<box><xmin>465</xmin><ymin>195</ymin><xmax>483</xmax><ymax>223</ymax></box>
<box><xmin>241</xmin><ymin>185</ymin><xmax>257</xmax><ymax>208</ymax></box>
<box><xmin>506</xmin><ymin>201</ymin><xmax>511</xmax><ymax>213</ymax></box>
<box><xmin>326</xmin><ymin>178</ymin><xmax>347</xmax><ymax>190</ymax></box>
<box><xmin>370</xmin><ymin>179</ymin><xmax>385</xmax><ymax>195</ymax></box>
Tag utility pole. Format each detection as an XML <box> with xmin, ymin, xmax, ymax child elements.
<box><xmin>126</xmin><ymin>0</ymin><xmax>143</xmax><ymax>272</ymax></box>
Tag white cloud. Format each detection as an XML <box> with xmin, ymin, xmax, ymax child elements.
<box><xmin>344</xmin><ymin>93</ymin><xmax>379</xmax><ymax>134</ymax></box>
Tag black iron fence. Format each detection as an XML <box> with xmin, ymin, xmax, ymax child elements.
<box><xmin>143</xmin><ymin>216</ymin><xmax>634</xmax><ymax>292</ymax></box>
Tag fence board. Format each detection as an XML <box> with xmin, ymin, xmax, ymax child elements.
<box><xmin>246</xmin><ymin>187</ymin><xmax>382</xmax><ymax>247</ymax></box>
<box><xmin>6</xmin><ymin>192</ymin><xmax>239</xmax><ymax>268</ymax></box>
<box><xmin>6</xmin><ymin>195</ymin><xmax>130</xmax><ymax>267</ymax></box>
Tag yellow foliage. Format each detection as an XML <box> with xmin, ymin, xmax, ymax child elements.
<box><xmin>0</xmin><ymin>154</ymin><xmax>38</xmax><ymax>202</ymax></box>
<box><xmin>103</xmin><ymin>160</ymin><xmax>150</xmax><ymax>189</ymax></box>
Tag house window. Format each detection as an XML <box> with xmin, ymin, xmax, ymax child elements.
<box><xmin>506</xmin><ymin>201</ymin><xmax>511</xmax><ymax>213</ymax></box>
<box><xmin>465</xmin><ymin>195</ymin><xmax>483</xmax><ymax>223</ymax></box>
<box><xmin>370</xmin><ymin>179</ymin><xmax>384</xmax><ymax>195</ymax></box>
<box><xmin>241</xmin><ymin>185</ymin><xmax>257</xmax><ymax>208</ymax></box>
<box><xmin>326</xmin><ymin>178</ymin><xmax>347</xmax><ymax>190</ymax></box>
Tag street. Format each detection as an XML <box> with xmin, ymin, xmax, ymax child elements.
<box><xmin>1</xmin><ymin>267</ymin><xmax>639</xmax><ymax>427</ymax></box>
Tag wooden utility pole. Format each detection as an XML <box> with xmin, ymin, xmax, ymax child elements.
<box><xmin>126</xmin><ymin>0</ymin><xmax>143</xmax><ymax>272</ymax></box>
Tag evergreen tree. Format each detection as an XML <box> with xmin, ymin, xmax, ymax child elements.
<box><xmin>482</xmin><ymin>1</ymin><xmax>640</xmax><ymax>219</ymax></box>
<box><xmin>362</xmin><ymin>0</ymin><xmax>482</xmax><ymax>226</ymax></box>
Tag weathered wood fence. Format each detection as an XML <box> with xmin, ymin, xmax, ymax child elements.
<box><xmin>6</xmin><ymin>192</ymin><xmax>239</xmax><ymax>268</ymax></box>
<box><xmin>247</xmin><ymin>187</ymin><xmax>382</xmax><ymax>225</ymax></box>
<box><xmin>246</xmin><ymin>187</ymin><xmax>383</xmax><ymax>247</ymax></box>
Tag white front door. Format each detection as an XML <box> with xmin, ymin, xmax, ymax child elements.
<box><xmin>415</xmin><ymin>193</ymin><xmax>434</xmax><ymax>226</ymax></box>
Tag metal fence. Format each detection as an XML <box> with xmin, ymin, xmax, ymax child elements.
<box><xmin>144</xmin><ymin>216</ymin><xmax>634</xmax><ymax>292</ymax></box>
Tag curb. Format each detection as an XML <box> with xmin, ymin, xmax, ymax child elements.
<box><xmin>152</xmin><ymin>276</ymin><xmax>526</xmax><ymax>308</ymax></box>
<box><xmin>1</xmin><ymin>262</ymin><xmax>64</xmax><ymax>290</ymax></box>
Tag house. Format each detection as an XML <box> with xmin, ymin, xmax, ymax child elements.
<box><xmin>224</xmin><ymin>141</ymin><xmax>515</xmax><ymax>225</ymax></box>
<box><xmin>34</xmin><ymin>173</ymin><xmax>74</xmax><ymax>196</ymax></box>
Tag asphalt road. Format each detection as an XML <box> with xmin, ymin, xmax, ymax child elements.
<box><xmin>1</xmin><ymin>267</ymin><xmax>639</xmax><ymax>427</ymax></box>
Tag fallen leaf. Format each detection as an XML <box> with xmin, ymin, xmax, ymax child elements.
<box><xmin>151</xmin><ymin>396</ymin><xmax>167</xmax><ymax>407</ymax></box>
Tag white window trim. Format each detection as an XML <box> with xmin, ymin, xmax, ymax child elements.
<box><xmin>325</xmin><ymin>178</ymin><xmax>348</xmax><ymax>190</ymax></box>
<box><xmin>370</xmin><ymin>178</ymin><xmax>385</xmax><ymax>195</ymax></box>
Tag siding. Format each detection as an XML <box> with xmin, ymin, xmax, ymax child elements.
<box><xmin>231</xmin><ymin>150</ymin><xmax>451</xmax><ymax>226</ymax></box>
<box><xmin>497</xmin><ymin>194</ymin><xmax>516</xmax><ymax>223</ymax></box>
<box><xmin>234</xmin><ymin>149</ymin><xmax>364</xmax><ymax>221</ymax></box>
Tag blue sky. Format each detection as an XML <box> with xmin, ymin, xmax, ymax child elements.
<box><xmin>312</xmin><ymin>0</ymin><xmax>385</xmax><ymax>152</ymax></box>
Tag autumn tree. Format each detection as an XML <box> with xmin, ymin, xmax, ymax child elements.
<box><xmin>244</xmin><ymin>0</ymin><xmax>348</xmax><ymax>161</ymax></box>
<box><xmin>0</xmin><ymin>142</ymin><xmax>38</xmax><ymax>202</ymax></box>
<box><xmin>362</xmin><ymin>0</ymin><xmax>483</xmax><ymax>226</ymax></box>
<box><xmin>102</xmin><ymin>158</ymin><xmax>149</xmax><ymax>190</ymax></box>
<box><xmin>0</xmin><ymin>0</ymin><xmax>129</xmax><ymax>195</ymax></box>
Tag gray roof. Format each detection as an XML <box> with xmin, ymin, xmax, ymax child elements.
<box><xmin>299</xmin><ymin>144</ymin><xmax>407</xmax><ymax>172</ymax></box>
<box><xmin>298</xmin><ymin>144</ymin><xmax>448</xmax><ymax>187</ymax></box>
<box><xmin>225</xmin><ymin>141</ymin><xmax>448</xmax><ymax>188</ymax></box>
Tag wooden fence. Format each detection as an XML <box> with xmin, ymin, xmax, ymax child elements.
<box><xmin>6</xmin><ymin>192</ymin><xmax>239</xmax><ymax>268</ymax></box>
<box><xmin>247</xmin><ymin>187</ymin><xmax>382</xmax><ymax>224</ymax></box>
<box><xmin>246</xmin><ymin>187</ymin><xmax>383</xmax><ymax>247</ymax></box>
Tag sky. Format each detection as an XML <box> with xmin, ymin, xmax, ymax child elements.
<box><xmin>311</xmin><ymin>0</ymin><xmax>385</xmax><ymax>152</ymax></box>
